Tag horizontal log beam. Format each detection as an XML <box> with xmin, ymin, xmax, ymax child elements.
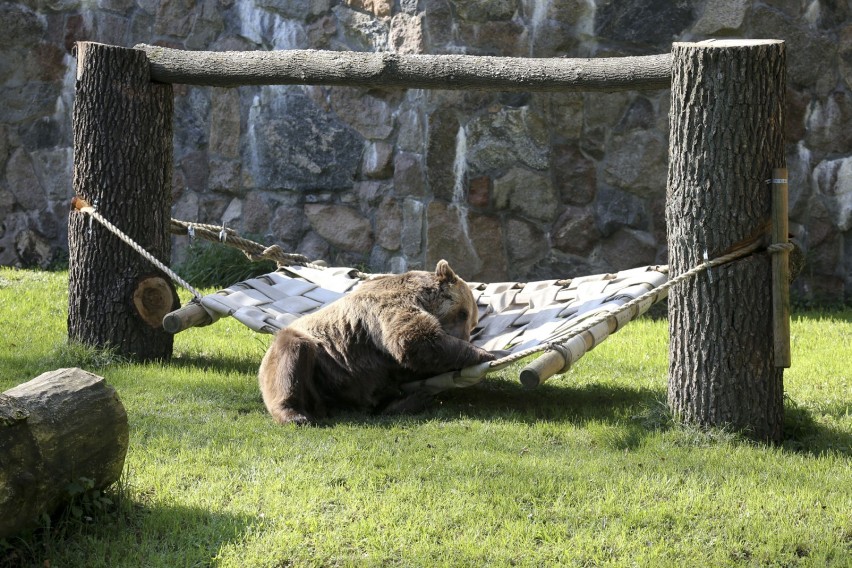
<box><xmin>134</xmin><ymin>44</ymin><xmax>672</xmax><ymax>92</ymax></box>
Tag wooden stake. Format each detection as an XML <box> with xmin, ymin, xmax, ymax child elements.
<box><xmin>771</xmin><ymin>168</ymin><xmax>791</xmax><ymax>368</ymax></box>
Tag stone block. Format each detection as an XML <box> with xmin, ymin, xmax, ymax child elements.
<box><xmin>362</xmin><ymin>140</ymin><xmax>394</xmax><ymax>178</ymax></box>
<box><xmin>804</xmin><ymin>91</ymin><xmax>852</xmax><ymax>156</ymax></box>
<box><xmin>245</xmin><ymin>87</ymin><xmax>362</xmax><ymax>191</ymax></box>
<box><xmin>841</xmin><ymin>25</ymin><xmax>852</xmax><ymax>91</ymax></box>
<box><xmin>221</xmin><ymin>198</ymin><xmax>243</xmax><ymax>229</ymax></box>
<box><xmin>179</xmin><ymin>150</ymin><xmax>209</xmax><ymax>195</ymax></box>
<box><xmin>467</xmin><ymin>176</ymin><xmax>491</xmax><ymax>208</ymax></box>
<box><xmin>692</xmin><ymin>0</ymin><xmax>748</xmax><ymax>35</ymax></box>
<box><xmin>552</xmin><ymin>143</ymin><xmax>596</xmax><ymax>206</ymax></box>
<box><xmin>540</xmin><ymin>92</ymin><xmax>583</xmax><ymax>141</ymax></box>
<box><xmin>812</xmin><ymin>156</ymin><xmax>852</xmax><ymax>231</ymax></box>
<box><xmin>468</xmin><ymin>210</ymin><xmax>508</xmax><ymax>282</ymax></box>
<box><xmin>750</xmin><ymin>6</ymin><xmax>836</xmax><ymax>93</ymax></box>
<box><xmin>330</xmin><ymin>87</ymin><xmax>394</xmax><ymax>140</ymax></box>
<box><xmin>397</xmin><ymin>107</ymin><xmax>424</xmax><ymax>151</ymax></box>
<box><xmin>209</xmin><ymin>160</ymin><xmax>242</xmax><ymax>195</ymax></box>
<box><xmin>594</xmin><ymin>185</ymin><xmax>648</xmax><ymax>237</ymax></box>
<box><xmin>332</xmin><ymin>4</ymin><xmax>389</xmax><ymax>51</ymax></box>
<box><xmin>426</xmin><ymin>107</ymin><xmax>460</xmax><ymax>201</ymax></box>
<box><xmin>466</xmin><ymin>106</ymin><xmax>549</xmax><ymax>174</ymax></box>
<box><xmin>599</xmin><ymin>228</ymin><xmax>657</xmax><ymax>271</ymax></box>
<box><xmin>493</xmin><ymin>167</ymin><xmax>559</xmax><ymax>223</ymax></box>
<box><xmin>305</xmin><ymin>203</ymin><xmax>374</xmax><ymax>253</ymax></box>
<box><xmin>297</xmin><ymin>230</ymin><xmax>331</xmax><ymax>262</ymax></box>
<box><xmin>0</xmin><ymin>5</ymin><xmax>45</xmax><ymax>52</ymax></box>
<box><xmin>451</xmin><ymin>0</ymin><xmax>516</xmax><ymax>22</ymax></box>
<box><xmin>6</xmin><ymin>148</ymin><xmax>46</xmax><ymax>210</ymax></box>
<box><xmin>30</xmin><ymin>147</ymin><xmax>72</xmax><ymax>202</ymax></box>
<box><xmin>376</xmin><ymin>196</ymin><xmax>402</xmax><ymax>251</ymax></box>
<box><xmin>172</xmin><ymin>191</ymin><xmax>199</xmax><ymax>223</ymax></box>
<box><xmin>401</xmin><ymin>198</ymin><xmax>424</xmax><ymax>257</ymax></box>
<box><xmin>614</xmin><ymin>96</ymin><xmax>655</xmax><ymax>133</ymax></box>
<box><xmin>457</xmin><ymin>20</ymin><xmax>526</xmax><ymax>56</ymax></box>
<box><xmin>595</xmin><ymin>0</ymin><xmax>693</xmax><ymax>47</ymax></box>
<box><xmin>505</xmin><ymin>217</ymin><xmax>547</xmax><ymax>275</ymax></box>
<box><xmin>271</xmin><ymin>205</ymin><xmax>308</xmax><ymax>249</ymax></box>
<box><xmin>242</xmin><ymin>192</ymin><xmax>274</xmax><ymax>235</ymax></box>
<box><xmin>425</xmin><ymin>200</ymin><xmax>479</xmax><ymax>278</ymax></box>
<box><xmin>602</xmin><ymin>130</ymin><xmax>667</xmax><ymax>199</ymax></box>
<box><xmin>552</xmin><ymin>206</ymin><xmax>600</xmax><ymax>256</ymax></box>
<box><xmin>344</xmin><ymin>0</ymin><xmax>393</xmax><ymax>19</ymax></box>
<box><xmin>209</xmin><ymin>88</ymin><xmax>241</xmax><ymax>159</ymax></box>
<box><xmin>421</xmin><ymin>0</ymin><xmax>454</xmax><ymax>49</ymax></box>
<box><xmin>0</xmin><ymin>81</ymin><xmax>61</xmax><ymax>125</ymax></box>
<box><xmin>394</xmin><ymin>152</ymin><xmax>427</xmax><ymax>198</ymax></box>
<box><xmin>390</xmin><ymin>12</ymin><xmax>424</xmax><ymax>54</ymax></box>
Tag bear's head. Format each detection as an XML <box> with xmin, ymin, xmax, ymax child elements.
<box><xmin>432</xmin><ymin>259</ymin><xmax>479</xmax><ymax>342</ymax></box>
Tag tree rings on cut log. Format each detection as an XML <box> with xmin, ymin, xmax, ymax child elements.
<box><xmin>132</xmin><ymin>274</ymin><xmax>179</xmax><ymax>328</ymax></box>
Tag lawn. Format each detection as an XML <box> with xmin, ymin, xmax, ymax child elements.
<box><xmin>1</xmin><ymin>267</ymin><xmax>850</xmax><ymax>567</ymax></box>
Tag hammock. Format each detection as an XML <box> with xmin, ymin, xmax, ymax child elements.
<box><xmin>164</xmin><ymin>262</ymin><xmax>672</xmax><ymax>392</ymax></box>
<box><xmin>71</xmin><ymin>200</ymin><xmax>758</xmax><ymax>392</ymax></box>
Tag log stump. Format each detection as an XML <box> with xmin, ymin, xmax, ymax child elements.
<box><xmin>0</xmin><ymin>368</ymin><xmax>129</xmax><ymax>539</ymax></box>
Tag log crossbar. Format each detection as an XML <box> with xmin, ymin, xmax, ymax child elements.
<box><xmin>135</xmin><ymin>44</ymin><xmax>672</xmax><ymax>92</ymax></box>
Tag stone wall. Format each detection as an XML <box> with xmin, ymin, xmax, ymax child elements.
<box><xmin>1</xmin><ymin>0</ymin><xmax>850</xmax><ymax>303</ymax></box>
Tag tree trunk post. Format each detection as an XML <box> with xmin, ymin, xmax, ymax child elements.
<box><xmin>666</xmin><ymin>40</ymin><xmax>786</xmax><ymax>443</ymax></box>
<box><xmin>68</xmin><ymin>42</ymin><xmax>178</xmax><ymax>361</ymax></box>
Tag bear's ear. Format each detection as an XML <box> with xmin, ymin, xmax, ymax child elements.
<box><xmin>435</xmin><ymin>259</ymin><xmax>458</xmax><ymax>284</ymax></box>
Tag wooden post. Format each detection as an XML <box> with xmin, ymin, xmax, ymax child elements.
<box><xmin>771</xmin><ymin>168</ymin><xmax>791</xmax><ymax>368</ymax></box>
<box><xmin>666</xmin><ymin>40</ymin><xmax>786</xmax><ymax>442</ymax></box>
<box><xmin>68</xmin><ymin>42</ymin><xmax>178</xmax><ymax>361</ymax></box>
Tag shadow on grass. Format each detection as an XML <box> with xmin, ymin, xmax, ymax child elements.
<box><xmin>1</xmin><ymin>497</ymin><xmax>255</xmax><ymax>568</ymax></box>
<box><xmin>319</xmin><ymin>377</ymin><xmax>669</xmax><ymax>451</ymax></box>
<box><xmin>324</xmin><ymin>378</ymin><xmax>852</xmax><ymax>457</ymax></box>
<box><xmin>169</xmin><ymin>352</ymin><xmax>259</xmax><ymax>376</ymax></box>
<box><xmin>783</xmin><ymin>401</ymin><xmax>852</xmax><ymax>457</ymax></box>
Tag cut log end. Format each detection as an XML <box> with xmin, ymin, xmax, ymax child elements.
<box><xmin>133</xmin><ymin>275</ymin><xmax>179</xmax><ymax>328</ymax></box>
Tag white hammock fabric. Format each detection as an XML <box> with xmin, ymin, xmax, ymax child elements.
<box><xmin>194</xmin><ymin>264</ymin><xmax>667</xmax><ymax>351</ymax></box>
<box><xmin>185</xmin><ymin>264</ymin><xmax>670</xmax><ymax>392</ymax></box>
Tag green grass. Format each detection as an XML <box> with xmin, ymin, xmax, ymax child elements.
<box><xmin>1</xmin><ymin>267</ymin><xmax>850</xmax><ymax>567</ymax></box>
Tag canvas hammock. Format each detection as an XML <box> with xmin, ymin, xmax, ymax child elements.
<box><xmin>72</xmin><ymin>203</ymin><xmax>760</xmax><ymax>392</ymax></box>
<box><xmin>164</xmin><ymin>260</ymin><xmax>674</xmax><ymax>392</ymax></box>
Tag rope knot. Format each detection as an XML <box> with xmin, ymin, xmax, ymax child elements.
<box><xmin>767</xmin><ymin>242</ymin><xmax>795</xmax><ymax>254</ymax></box>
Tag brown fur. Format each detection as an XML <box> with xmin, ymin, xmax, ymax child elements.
<box><xmin>258</xmin><ymin>260</ymin><xmax>495</xmax><ymax>424</ymax></box>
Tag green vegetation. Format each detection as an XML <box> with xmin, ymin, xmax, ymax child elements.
<box><xmin>1</xmin><ymin>268</ymin><xmax>850</xmax><ymax>567</ymax></box>
<box><xmin>174</xmin><ymin>239</ymin><xmax>277</xmax><ymax>289</ymax></box>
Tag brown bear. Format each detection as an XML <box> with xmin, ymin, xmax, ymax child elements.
<box><xmin>258</xmin><ymin>260</ymin><xmax>495</xmax><ymax>424</ymax></box>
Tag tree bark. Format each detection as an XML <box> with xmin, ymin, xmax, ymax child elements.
<box><xmin>0</xmin><ymin>368</ymin><xmax>129</xmax><ymax>539</ymax></box>
<box><xmin>68</xmin><ymin>42</ymin><xmax>177</xmax><ymax>361</ymax></box>
<box><xmin>666</xmin><ymin>40</ymin><xmax>786</xmax><ymax>442</ymax></box>
<box><xmin>134</xmin><ymin>44</ymin><xmax>672</xmax><ymax>92</ymax></box>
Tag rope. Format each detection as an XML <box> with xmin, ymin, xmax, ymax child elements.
<box><xmin>486</xmin><ymin>239</ymin><xmax>763</xmax><ymax>368</ymax></box>
<box><xmin>169</xmin><ymin>219</ymin><xmax>374</xmax><ymax>278</ymax></box>
<box><xmin>767</xmin><ymin>242</ymin><xmax>794</xmax><ymax>253</ymax></box>
<box><xmin>71</xmin><ymin>194</ymin><xmax>769</xmax><ymax>373</ymax></box>
<box><xmin>72</xmin><ymin>198</ymin><xmax>203</xmax><ymax>299</ymax></box>
<box><xmin>71</xmin><ymin>197</ymin><xmax>374</xmax><ymax>297</ymax></box>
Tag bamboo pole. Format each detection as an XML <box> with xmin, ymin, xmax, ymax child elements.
<box><xmin>771</xmin><ymin>168</ymin><xmax>791</xmax><ymax>368</ymax></box>
<box><xmin>519</xmin><ymin>290</ymin><xmax>666</xmax><ymax>388</ymax></box>
<box><xmin>162</xmin><ymin>303</ymin><xmax>214</xmax><ymax>334</ymax></box>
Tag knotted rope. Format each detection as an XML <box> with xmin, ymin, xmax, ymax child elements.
<box><xmin>72</xmin><ymin>197</ymin><xmax>203</xmax><ymax>299</ymax></box>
